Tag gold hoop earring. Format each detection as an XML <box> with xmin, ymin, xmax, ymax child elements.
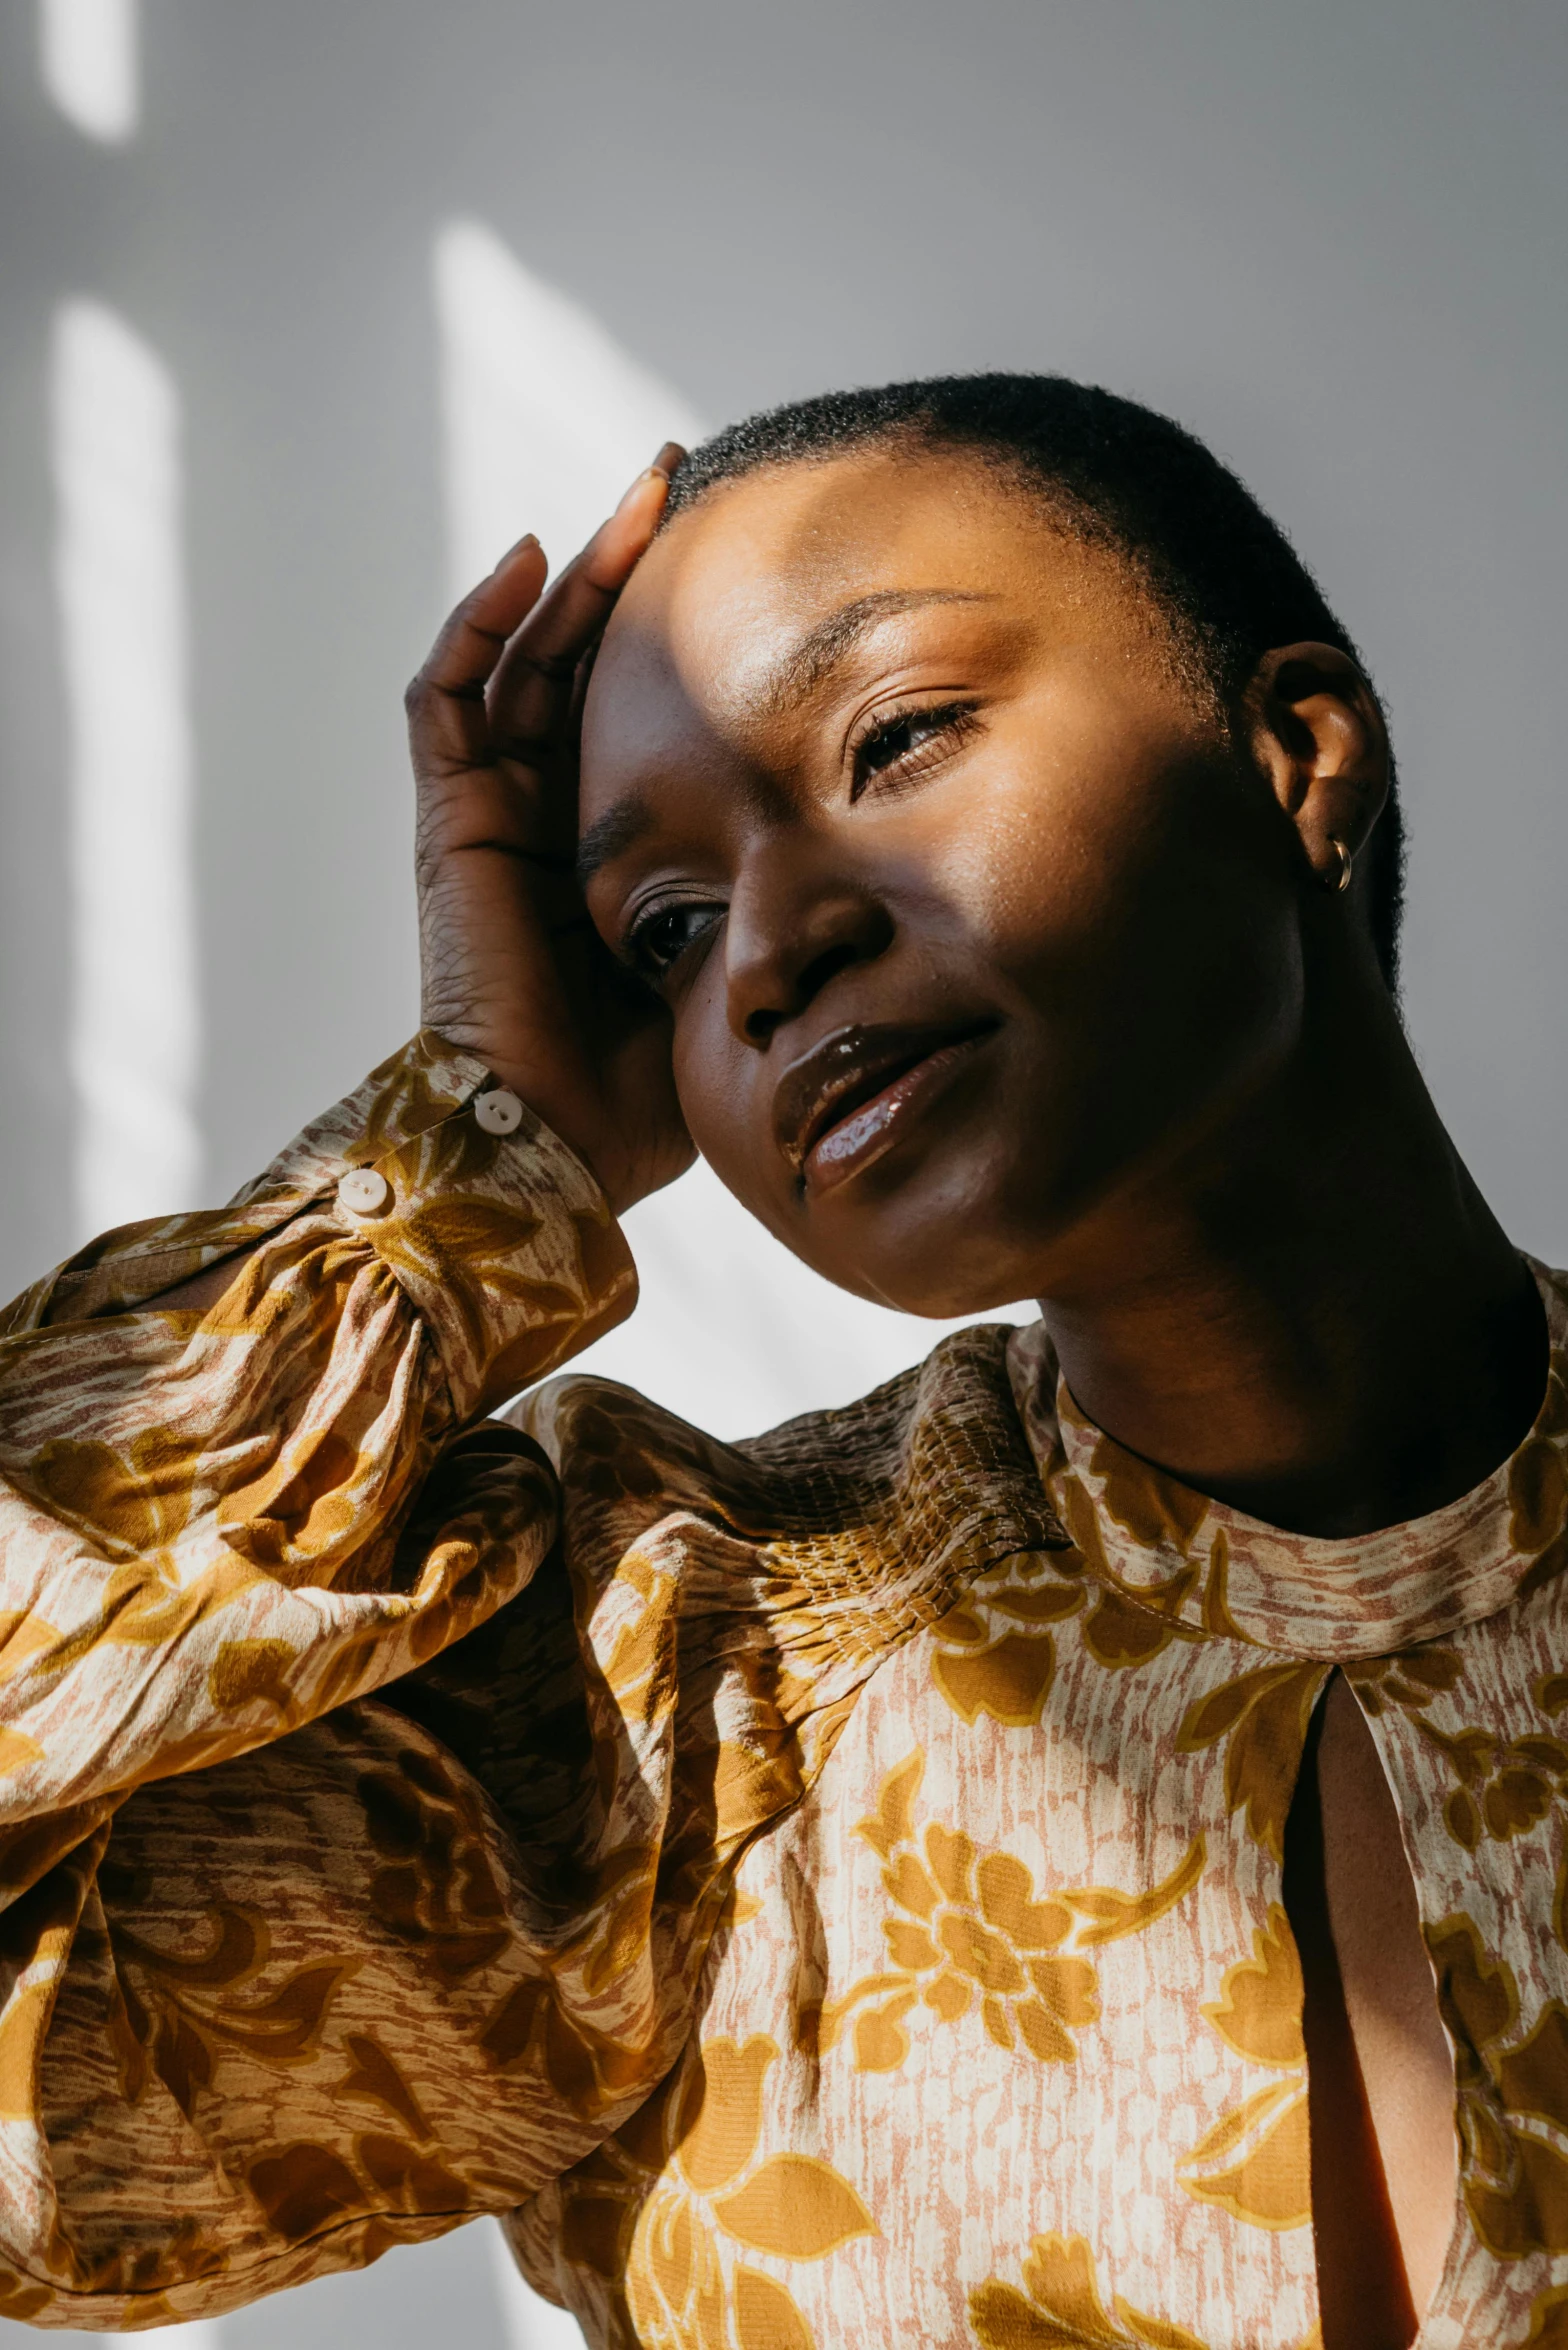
<box><xmin>1326</xmin><ymin>836</ymin><xmax>1353</xmax><ymax>893</ymax></box>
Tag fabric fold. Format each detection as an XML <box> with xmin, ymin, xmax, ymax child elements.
<box><xmin>0</xmin><ymin>1032</ymin><xmax>634</xmax><ymax>1831</ymax></box>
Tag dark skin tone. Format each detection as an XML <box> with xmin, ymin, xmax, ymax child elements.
<box><xmin>1282</xmin><ymin>1675</ymin><xmax>1459</xmax><ymax>2345</ymax></box>
<box><xmin>178</xmin><ymin>441</ymin><xmax>1544</xmax><ymax>2337</ymax></box>
<box><xmin>416</xmin><ymin>445</ymin><xmax>1540</xmax><ymax>1541</ymax></box>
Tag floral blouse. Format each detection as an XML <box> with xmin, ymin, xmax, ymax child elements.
<box><xmin>1</xmin><ymin>1036</ymin><xmax>1567</xmax><ymax>2350</ymax></box>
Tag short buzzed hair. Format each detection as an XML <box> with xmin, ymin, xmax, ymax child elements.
<box><xmin>663</xmin><ymin>373</ymin><xmax>1404</xmax><ymax>989</ymax></box>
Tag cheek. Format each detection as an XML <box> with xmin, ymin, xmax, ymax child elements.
<box><xmin>667</xmin><ymin>973</ymin><xmax>791</xmax><ymax>1235</ymax></box>
<box><xmin>930</xmin><ymin>706</ymin><xmax>1289</xmax><ymax>1006</ymax></box>
<box><xmin>910</xmin><ymin>718</ymin><xmax>1305</xmax><ymax>1197</ymax></box>
<box><xmin>657</xmin><ymin>699</ymin><xmax>1303</xmax><ymax>1303</ymax></box>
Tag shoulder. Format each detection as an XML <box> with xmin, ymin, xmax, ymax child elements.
<box><xmin>508</xmin><ymin>1319</ymin><xmax>1060</xmax><ymax>1618</ymax></box>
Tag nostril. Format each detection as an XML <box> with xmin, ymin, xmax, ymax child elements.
<box><xmin>729</xmin><ymin>890</ymin><xmax>894</xmax><ymax>1050</ymax></box>
<box><xmin>800</xmin><ymin>939</ymin><xmax>861</xmax><ymax>999</ymax></box>
<box><xmin>743</xmin><ymin>941</ymin><xmax>861</xmax><ymax>1049</ymax></box>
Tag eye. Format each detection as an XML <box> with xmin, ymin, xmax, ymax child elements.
<box><xmin>850</xmin><ymin>700</ymin><xmax>979</xmax><ymax>804</ymax></box>
<box><xmin>624</xmin><ymin>899</ymin><xmax>723</xmax><ymax>979</ymax></box>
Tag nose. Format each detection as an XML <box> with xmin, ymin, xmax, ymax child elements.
<box><xmin>725</xmin><ymin>839</ymin><xmax>895</xmax><ymax>1047</ymax></box>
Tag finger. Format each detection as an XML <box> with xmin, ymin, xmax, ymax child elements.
<box><xmin>488</xmin><ymin>460</ymin><xmax>674</xmax><ymax>760</ymax></box>
<box><xmin>536</xmin><ymin>460</ymin><xmax>672</xmax><ymax>633</ymax></box>
<box><xmin>406</xmin><ymin>536</ymin><xmax>550</xmax><ymax>778</ymax></box>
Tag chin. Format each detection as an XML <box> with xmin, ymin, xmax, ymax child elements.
<box><xmin>796</xmin><ymin>1148</ymin><xmax>1052</xmax><ymax>1320</ymax></box>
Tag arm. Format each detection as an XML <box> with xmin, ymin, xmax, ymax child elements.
<box><xmin>0</xmin><ymin>1036</ymin><xmax>640</xmax><ymax>2324</ymax></box>
<box><xmin>0</xmin><ymin>441</ymin><xmax>689</xmax><ymax>1825</ymax></box>
<box><xmin>0</xmin><ymin>459</ymin><xmax>697</xmax><ymax>2323</ymax></box>
<box><xmin>0</xmin><ymin>1032</ymin><xmax>633</xmax><ymax>1828</ymax></box>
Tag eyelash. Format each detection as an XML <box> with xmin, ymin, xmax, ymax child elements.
<box><xmin>849</xmin><ymin>699</ymin><xmax>979</xmax><ymax>803</ymax></box>
<box><xmin>623</xmin><ymin>898</ymin><xmax>722</xmax><ymax>981</ymax></box>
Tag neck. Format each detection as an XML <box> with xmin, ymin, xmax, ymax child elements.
<box><xmin>1038</xmin><ymin>975</ymin><xmax>1545</xmax><ymax>1538</ymax></box>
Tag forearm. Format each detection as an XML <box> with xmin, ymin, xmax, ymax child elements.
<box><xmin>0</xmin><ymin>1030</ymin><xmax>637</xmax><ymax>1825</ymax></box>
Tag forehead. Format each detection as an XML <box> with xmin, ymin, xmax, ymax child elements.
<box><xmin>576</xmin><ymin>448</ymin><xmax>1168</xmax><ymax>831</ymax></box>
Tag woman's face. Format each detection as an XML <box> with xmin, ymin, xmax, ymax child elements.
<box><xmin>578</xmin><ymin>448</ymin><xmax>1308</xmax><ymax>1315</ymax></box>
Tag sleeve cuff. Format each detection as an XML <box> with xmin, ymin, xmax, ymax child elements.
<box><xmin>12</xmin><ymin>1033</ymin><xmax>637</xmax><ymax>1419</ymax></box>
<box><xmin>347</xmin><ymin>1060</ymin><xmax>639</xmax><ymax>1422</ymax></box>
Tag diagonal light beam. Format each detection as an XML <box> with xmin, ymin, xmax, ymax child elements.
<box><xmin>38</xmin><ymin>0</ymin><xmax>139</xmax><ymax>143</ymax></box>
<box><xmin>51</xmin><ymin>299</ymin><xmax>201</xmax><ymax>1239</ymax></box>
<box><xmin>433</xmin><ymin>218</ymin><xmax>704</xmax><ymax>598</ymax></box>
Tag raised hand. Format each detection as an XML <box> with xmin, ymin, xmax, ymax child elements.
<box><xmin>407</xmin><ymin>450</ymin><xmax>693</xmax><ymax>1215</ymax></box>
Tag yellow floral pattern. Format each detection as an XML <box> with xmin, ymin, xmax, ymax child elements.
<box><xmin>507</xmin><ymin>2016</ymin><xmax>878</xmax><ymax>2350</ymax></box>
<box><xmin>1178</xmin><ymin>1906</ymin><xmax>1311</xmax><ymax>2231</ymax></box>
<box><xmin>969</xmin><ymin>2231</ymin><xmax>1209</xmax><ymax>2350</ymax></box>
<box><xmin>799</xmin><ymin>1750</ymin><xmax>1204</xmax><ymax>2072</ymax></box>
<box><xmin>622</xmin><ymin>2032</ymin><xmax>876</xmax><ymax>2349</ymax></box>
<box><xmin>2</xmin><ymin>1047</ymin><xmax>1568</xmax><ymax>2343</ymax></box>
<box><xmin>1522</xmin><ymin>2281</ymin><xmax>1568</xmax><ymax>2347</ymax></box>
<box><xmin>1176</xmin><ymin>1661</ymin><xmax>1329</xmax><ymax>1863</ymax></box>
<box><xmin>927</xmin><ymin>1544</ymin><xmax>1188</xmax><ymax>1731</ymax></box>
<box><xmin>1425</xmin><ymin>1837</ymin><xmax>1568</xmax><ymax>2267</ymax></box>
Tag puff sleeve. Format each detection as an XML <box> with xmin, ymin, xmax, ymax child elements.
<box><xmin>0</xmin><ymin>1035</ymin><xmax>639</xmax><ymax>2326</ymax></box>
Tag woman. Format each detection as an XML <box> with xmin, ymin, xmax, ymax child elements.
<box><xmin>0</xmin><ymin>375</ymin><xmax>1558</xmax><ymax>2350</ymax></box>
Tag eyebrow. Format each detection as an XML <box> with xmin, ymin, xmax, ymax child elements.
<box><xmin>574</xmin><ymin>587</ymin><xmax>999</xmax><ymax>889</ymax></box>
<box><xmin>575</xmin><ymin>795</ymin><xmax>656</xmax><ymax>890</ymax></box>
<box><xmin>758</xmin><ymin>587</ymin><xmax>998</xmax><ymax>716</ymax></box>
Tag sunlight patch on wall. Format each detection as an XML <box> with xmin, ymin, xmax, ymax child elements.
<box><xmin>39</xmin><ymin>0</ymin><xmax>139</xmax><ymax>142</ymax></box>
<box><xmin>51</xmin><ymin>299</ymin><xmax>201</xmax><ymax>1238</ymax></box>
<box><xmin>433</xmin><ymin>218</ymin><xmax>705</xmax><ymax>597</ymax></box>
<box><xmin>431</xmin><ymin>222</ymin><xmax>1028</xmax><ymax>1437</ymax></box>
<box><xmin>605</xmin><ymin>1157</ymin><xmax>1033</xmax><ymax>1439</ymax></box>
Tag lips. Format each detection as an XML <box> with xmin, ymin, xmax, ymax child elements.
<box><xmin>774</xmin><ymin>1018</ymin><xmax>997</xmax><ymax>1193</ymax></box>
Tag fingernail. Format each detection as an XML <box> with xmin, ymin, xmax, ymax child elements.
<box><xmin>492</xmin><ymin>531</ymin><xmax>540</xmax><ymax>570</ymax></box>
<box><xmin>614</xmin><ymin>467</ymin><xmax>669</xmax><ymax>515</ymax></box>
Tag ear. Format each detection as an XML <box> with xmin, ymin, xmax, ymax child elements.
<box><xmin>1244</xmin><ymin>643</ymin><xmax>1389</xmax><ymax>894</ymax></box>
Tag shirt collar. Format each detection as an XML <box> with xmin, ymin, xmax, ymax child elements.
<box><xmin>1006</xmin><ymin>1259</ymin><xmax>1568</xmax><ymax>1659</ymax></box>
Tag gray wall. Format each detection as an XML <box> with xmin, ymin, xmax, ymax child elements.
<box><xmin>1</xmin><ymin>2</ymin><xmax>1564</xmax><ymax>2344</ymax></box>
<box><xmin>5</xmin><ymin>0</ymin><xmax>1568</xmax><ymax>1288</ymax></box>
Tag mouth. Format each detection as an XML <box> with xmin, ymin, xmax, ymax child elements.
<box><xmin>775</xmin><ymin>1018</ymin><xmax>998</xmax><ymax>1195</ymax></box>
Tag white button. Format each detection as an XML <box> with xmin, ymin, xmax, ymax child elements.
<box><xmin>337</xmin><ymin>1167</ymin><xmax>390</xmax><ymax>1216</ymax></box>
<box><xmin>474</xmin><ymin>1087</ymin><xmax>524</xmax><ymax>1136</ymax></box>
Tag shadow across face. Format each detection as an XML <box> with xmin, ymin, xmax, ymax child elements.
<box><xmin>577</xmin><ymin>448</ymin><xmax>1318</xmax><ymax>1319</ymax></box>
